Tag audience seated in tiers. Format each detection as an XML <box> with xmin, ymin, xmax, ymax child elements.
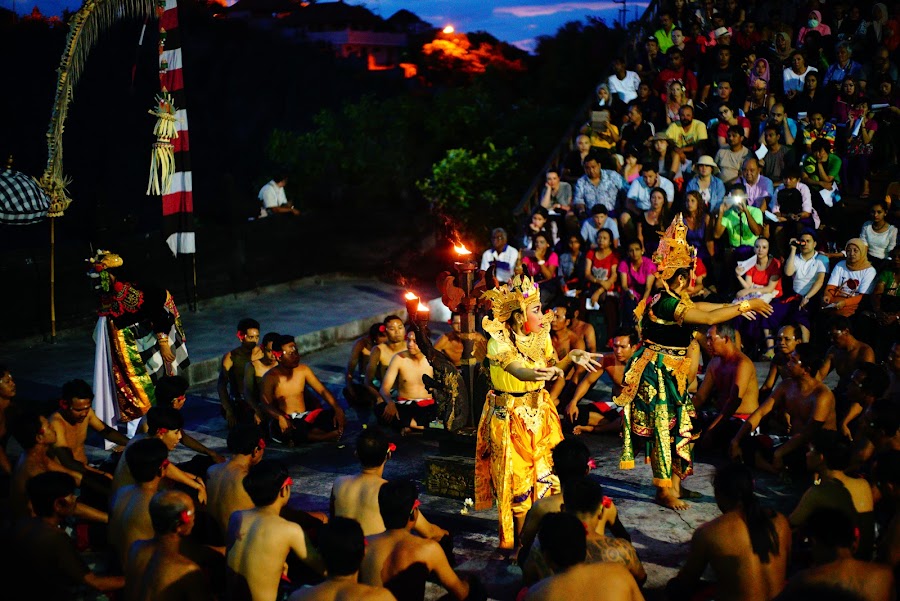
<box><xmin>6</xmin><ymin>6</ymin><xmax>900</xmax><ymax>599</ymax></box>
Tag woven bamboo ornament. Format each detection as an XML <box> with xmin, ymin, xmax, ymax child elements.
<box><xmin>146</xmin><ymin>89</ymin><xmax>179</xmax><ymax>196</ymax></box>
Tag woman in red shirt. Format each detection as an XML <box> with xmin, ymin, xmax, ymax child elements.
<box><xmin>584</xmin><ymin>228</ymin><xmax>620</xmax><ymax>342</ymax></box>
<box><xmin>735</xmin><ymin>237</ymin><xmax>782</xmax><ymax>358</ymax></box>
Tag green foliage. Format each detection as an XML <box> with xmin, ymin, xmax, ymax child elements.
<box><xmin>416</xmin><ymin>139</ymin><xmax>531</xmax><ymax>238</ymax></box>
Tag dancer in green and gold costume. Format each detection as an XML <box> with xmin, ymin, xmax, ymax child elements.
<box><xmin>475</xmin><ymin>274</ymin><xmax>602</xmax><ymax>550</ymax></box>
<box><xmin>614</xmin><ymin>215</ymin><xmax>774</xmax><ymax>510</ymax></box>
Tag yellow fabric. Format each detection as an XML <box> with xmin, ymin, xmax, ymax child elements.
<box><xmin>484</xmin><ymin>336</ymin><xmax>550</xmax><ymax>393</ymax></box>
<box><xmin>475</xmin><ymin>389</ymin><xmax>563</xmax><ymax>549</ymax></box>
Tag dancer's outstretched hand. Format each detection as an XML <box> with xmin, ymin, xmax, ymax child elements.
<box><xmin>569</xmin><ymin>350</ymin><xmax>604</xmax><ymax>372</ymax></box>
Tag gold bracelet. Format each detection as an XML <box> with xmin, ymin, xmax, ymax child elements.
<box><xmin>156</xmin><ymin>333</ymin><xmax>169</xmax><ymax>342</ymax></box>
<box><xmin>738</xmin><ymin>300</ymin><xmax>751</xmax><ymax>314</ymax></box>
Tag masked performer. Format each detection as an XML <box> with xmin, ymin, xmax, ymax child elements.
<box><xmin>614</xmin><ymin>215</ymin><xmax>773</xmax><ymax>510</ymax></box>
<box><xmin>88</xmin><ymin>250</ymin><xmax>189</xmax><ymax>440</ymax></box>
<box><xmin>475</xmin><ymin>274</ymin><xmax>601</xmax><ymax>550</ymax></box>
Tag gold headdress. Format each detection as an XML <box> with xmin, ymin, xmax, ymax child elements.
<box><xmin>481</xmin><ymin>273</ymin><xmax>542</xmax><ymax>323</ymax></box>
<box><xmin>86</xmin><ymin>249</ymin><xmax>123</xmax><ymax>293</ymax></box>
<box><xmin>652</xmin><ymin>213</ymin><xmax>696</xmax><ymax>282</ymax></box>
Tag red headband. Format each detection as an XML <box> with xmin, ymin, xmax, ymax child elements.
<box><xmin>180</xmin><ymin>509</ymin><xmax>192</xmax><ymax>524</ymax></box>
<box><xmin>258</xmin><ymin>438</ymin><xmax>266</xmax><ymax>450</ymax></box>
<box><xmin>237</xmin><ymin>331</ymin><xmax>245</xmax><ymax>341</ymax></box>
<box><xmin>379</xmin><ymin>325</ymin><xmax>386</xmax><ymax>333</ymax></box>
<box><xmin>158</xmin><ymin>428</ymin><xmax>169</xmax><ymax>435</ymax></box>
<box><xmin>282</xmin><ymin>476</ymin><xmax>293</xmax><ymax>490</ymax></box>
<box><xmin>412</xmin><ymin>499</ymin><xmax>421</xmax><ymax>510</ymax></box>
<box><xmin>388</xmin><ymin>443</ymin><xmax>397</xmax><ymax>453</ymax></box>
<box><xmin>602</xmin><ymin>496</ymin><xmax>612</xmax><ymax>509</ymax></box>
<box><xmin>587</xmin><ymin>458</ymin><xmax>597</xmax><ymax>470</ymax></box>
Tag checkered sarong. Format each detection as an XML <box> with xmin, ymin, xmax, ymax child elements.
<box><xmin>0</xmin><ymin>169</ymin><xmax>50</xmax><ymax>224</ymax></box>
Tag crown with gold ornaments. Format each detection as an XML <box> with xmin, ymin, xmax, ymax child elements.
<box><xmin>652</xmin><ymin>213</ymin><xmax>697</xmax><ymax>281</ymax></box>
<box><xmin>481</xmin><ymin>273</ymin><xmax>542</xmax><ymax>323</ymax></box>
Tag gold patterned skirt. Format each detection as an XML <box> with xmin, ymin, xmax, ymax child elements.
<box><xmin>474</xmin><ymin>388</ymin><xmax>563</xmax><ymax>549</ymax></box>
<box><xmin>614</xmin><ymin>342</ymin><xmax>697</xmax><ymax>487</ymax></box>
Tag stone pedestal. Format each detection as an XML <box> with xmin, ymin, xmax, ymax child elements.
<box><xmin>425</xmin><ymin>455</ymin><xmax>475</xmax><ymax>500</ymax></box>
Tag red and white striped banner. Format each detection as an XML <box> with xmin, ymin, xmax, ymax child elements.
<box><xmin>157</xmin><ymin>0</ymin><xmax>195</xmax><ymax>255</ymax></box>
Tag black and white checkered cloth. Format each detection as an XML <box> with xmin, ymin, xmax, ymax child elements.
<box><xmin>0</xmin><ymin>169</ymin><xmax>50</xmax><ymax>224</ymax></box>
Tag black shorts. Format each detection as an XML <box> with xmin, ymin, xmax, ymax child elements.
<box><xmin>575</xmin><ymin>400</ymin><xmax>621</xmax><ymax>426</ymax></box>
<box><xmin>375</xmin><ymin>399</ymin><xmax>438</xmax><ymax>429</ymax></box>
<box><xmin>270</xmin><ymin>409</ymin><xmax>338</xmax><ymax>445</ymax></box>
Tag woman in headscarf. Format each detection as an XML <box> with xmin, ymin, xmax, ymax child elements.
<box><xmin>861</xmin><ymin>3</ymin><xmax>899</xmax><ymax>54</ymax></box>
<box><xmin>771</xmin><ymin>31</ymin><xmax>795</xmax><ymax>66</ymax></box>
<box><xmin>797</xmin><ymin>10</ymin><xmax>832</xmax><ymax>47</ymax></box>
<box><xmin>822</xmin><ymin>238</ymin><xmax>878</xmax><ymax>318</ymax></box>
<box><xmin>748</xmin><ymin>57</ymin><xmax>771</xmax><ymax>92</ymax></box>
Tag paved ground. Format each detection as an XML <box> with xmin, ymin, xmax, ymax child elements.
<box><xmin>2</xmin><ymin>274</ymin><xmax>833</xmax><ymax>600</ymax></box>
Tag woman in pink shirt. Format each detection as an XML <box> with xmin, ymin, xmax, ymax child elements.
<box><xmin>618</xmin><ymin>239</ymin><xmax>658</xmax><ymax>327</ymax></box>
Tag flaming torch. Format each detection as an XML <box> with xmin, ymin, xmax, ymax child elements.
<box><xmin>404</xmin><ymin>291</ymin><xmax>419</xmax><ymax>323</ymax></box>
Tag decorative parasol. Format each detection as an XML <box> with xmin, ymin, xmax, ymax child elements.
<box><xmin>0</xmin><ymin>168</ymin><xmax>52</xmax><ymax>224</ymax></box>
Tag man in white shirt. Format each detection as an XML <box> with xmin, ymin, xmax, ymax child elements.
<box><xmin>481</xmin><ymin>228</ymin><xmax>519</xmax><ymax>284</ymax></box>
<box><xmin>258</xmin><ymin>174</ymin><xmax>300</xmax><ymax>218</ymax></box>
<box><xmin>784</xmin><ymin>229</ymin><xmax>828</xmax><ymax>341</ymax></box>
<box><xmin>607</xmin><ymin>57</ymin><xmax>641</xmax><ymax>104</ymax></box>
<box><xmin>623</xmin><ymin>164</ymin><xmax>675</xmax><ymax>227</ymax></box>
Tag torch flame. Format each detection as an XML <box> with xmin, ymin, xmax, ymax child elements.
<box><xmin>443</xmin><ymin>25</ymin><xmax>455</xmax><ymax>34</ymax></box>
<box><xmin>417</xmin><ymin>303</ymin><xmax>430</xmax><ymax>312</ymax></box>
<box><xmin>405</xmin><ymin>292</ymin><xmax>418</xmax><ymax>300</ymax></box>
<box><xmin>454</xmin><ymin>244</ymin><xmax>472</xmax><ymax>256</ymax></box>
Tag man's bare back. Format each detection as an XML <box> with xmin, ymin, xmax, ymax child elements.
<box><xmin>822</xmin><ymin>342</ymin><xmax>875</xmax><ymax>382</ymax></box>
<box><xmin>289</xmin><ymin>579</ymin><xmax>397</xmax><ymax>601</ymax></box>
<box><xmin>206</xmin><ymin>461</ymin><xmax>255</xmax><ymax>539</ymax></box>
<box><xmin>331</xmin><ymin>473</ymin><xmax>386</xmax><ymax>536</ymax></box>
<box><xmin>360</xmin><ymin>530</ymin><xmax>443</xmax><ymax>588</ymax></box>
<box><xmin>127</xmin><ymin>538</ymin><xmax>209</xmax><ymax>601</ymax></box>
<box><xmin>109</xmin><ymin>485</ymin><xmax>157</xmax><ymax>566</ymax></box>
<box><xmin>787</xmin><ymin>558</ymin><xmax>896</xmax><ymax>601</ymax></box>
<box><xmin>687</xmin><ymin>510</ymin><xmax>792</xmax><ymax>601</ymax></box>
<box><xmin>524</xmin><ymin>563</ymin><xmax>644</xmax><ymax>601</ymax></box>
<box><xmin>227</xmin><ymin>509</ymin><xmax>316</xmax><ymax>601</ymax></box>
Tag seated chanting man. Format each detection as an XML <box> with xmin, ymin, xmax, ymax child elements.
<box><xmin>260</xmin><ymin>335</ymin><xmax>345</xmax><ymax>445</ymax></box>
<box><xmin>377</xmin><ymin>330</ymin><xmax>439</xmax><ymax>435</ymax></box>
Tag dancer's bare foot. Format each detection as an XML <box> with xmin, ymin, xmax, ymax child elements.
<box><xmin>656</xmin><ymin>488</ymin><xmax>689</xmax><ymax>510</ymax></box>
<box><xmin>573</xmin><ymin>425</ymin><xmax>594</xmax><ymax>435</ymax></box>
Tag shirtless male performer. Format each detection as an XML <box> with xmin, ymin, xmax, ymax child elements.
<box><xmin>816</xmin><ymin>316</ymin><xmax>875</xmax><ymax>419</ymax></box>
<box><xmin>759</xmin><ymin>323</ymin><xmax>801</xmax><ymax>401</ymax></box>
<box><xmin>124</xmin><ymin>489</ymin><xmax>216</xmax><ymax>601</ymax></box>
<box><xmin>564</xmin><ymin>328</ymin><xmax>639</xmax><ymax>434</ymax></box>
<box><xmin>433</xmin><ymin>312</ymin><xmax>487</xmax><ymax>367</ymax></box>
<box><xmin>377</xmin><ymin>330</ymin><xmax>438</xmax><ymax>433</ymax></box>
<box><xmin>730</xmin><ymin>344</ymin><xmax>837</xmax><ymax>474</ymax></box>
<box><xmin>205</xmin><ymin>424</ymin><xmax>266</xmax><ymax>543</ymax></box>
<box><xmin>48</xmin><ymin>379</ymin><xmax>130</xmax><ymax>501</ymax></box>
<box><xmin>260</xmin><ymin>335</ymin><xmax>345</xmax><ymax>445</ymax></box>
<box><xmin>693</xmin><ymin>322</ymin><xmax>760</xmax><ymax>452</ymax></box>
<box><xmin>218</xmin><ymin>318</ymin><xmax>264</xmax><ymax>428</ymax></box>
<box><xmin>666</xmin><ymin>463</ymin><xmax>792</xmax><ymax>601</ymax></box>
<box><xmin>243</xmin><ymin>332</ymin><xmax>280</xmax><ymax>420</ymax></box>
<box><xmin>226</xmin><ymin>460</ymin><xmax>325</xmax><ymax>601</ymax></box>
<box><xmin>523</xmin><ymin>512</ymin><xmax>645</xmax><ymax>601</ymax></box>
<box><xmin>548</xmin><ymin>305</ymin><xmax>587</xmax><ymax>400</ymax></box>
<box><xmin>330</xmin><ymin>427</ymin><xmax>448</xmax><ymax>539</ymax></box>
<box><xmin>108</xmin><ymin>438</ymin><xmax>171</xmax><ymax>569</ymax></box>
<box><xmin>568</xmin><ymin>300</ymin><xmax>598</xmax><ymax>353</ymax></box>
<box><xmin>287</xmin><ymin>517</ymin><xmax>396</xmax><ymax>601</ymax></box>
<box><xmin>360</xmin><ymin>480</ymin><xmax>474</xmax><ymax>601</ymax></box>
<box><xmin>365</xmin><ymin>315</ymin><xmax>407</xmax><ymax>401</ymax></box>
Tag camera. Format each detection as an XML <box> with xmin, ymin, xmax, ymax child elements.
<box><xmin>790</xmin><ymin>240</ymin><xmax>801</xmax><ymax>248</ymax></box>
